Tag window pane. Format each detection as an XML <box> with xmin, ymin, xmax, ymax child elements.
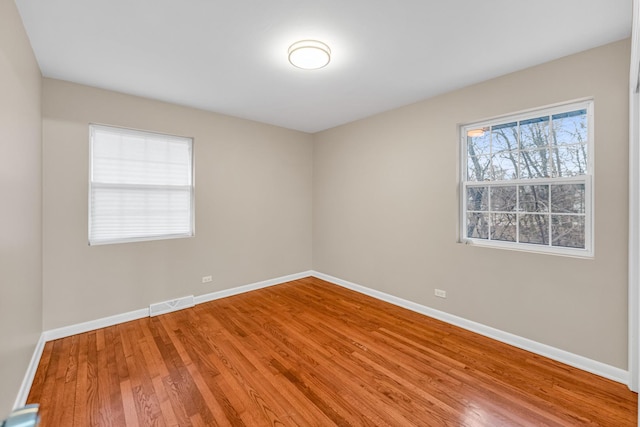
<box><xmin>90</xmin><ymin>186</ymin><xmax>192</xmax><ymax>242</ymax></box>
<box><xmin>466</xmin><ymin>187</ymin><xmax>488</xmax><ymax>211</ymax></box>
<box><xmin>550</xmin><ymin>145</ymin><xmax>588</xmax><ymax>177</ymax></box>
<box><xmin>552</xmin><ymin>110</ymin><xmax>587</xmax><ymax>146</ymax></box>
<box><xmin>519</xmin><ymin>116</ymin><xmax>549</xmax><ymax>150</ymax></box>
<box><xmin>551</xmin><ymin>184</ymin><xmax>585</xmax><ymax>213</ymax></box>
<box><xmin>491</xmin><ymin>151</ymin><xmax>518</xmax><ymax>180</ymax></box>
<box><xmin>519</xmin><ymin>185</ymin><xmax>549</xmax><ymax>213</ymax></box>
<box><xmin>92</xmin><ymin>132</ymin><xmax>192</xmax><ymax>186</ymax></box>
<box><xmin>461</xmin><ymin>101</ymin><xmax>592</xmax><ymax>256</ymax></box>
<box><xmin>89</xmin><ymin>125</ymin><xmax>194</xmax><ymax>245</ymax></box>
<box><xmin>519</xmin><ymin>149</ymin><xmax>550</xmax><ymax>179</ymax></box>
<box><xmin>552</xmin><ymin>215</ymin><xmax>585</xmax><ymax>248</ymax></box>
<box><xmin>490</xmin><ymin>186</ymin><xmax>517</xmax><ymax>212</ymax></box>
<box><xmin>467</xmin><ymin>130</ymin><xmax>491</xmax><ymax>156</ymax></box>
<box><xmin>491</xmin><ymin>213</ymin><xmax>516</xmax><ymax>242</ymax></box>
<box><xmin>492</xmin><ymin>122</ymin><xmax>518</xmax><ymax>152</ymax></box>
<box><xmin>467</xmin><ymin>213</ymin><xmax>489</xmax><ymax>239</ymax></box>
<box><xmin>467</xmin><ymin>155</ymin><xmax>491</xmax><ymax>181</ymax></box>
<box><xmin>519</xmin><ymin>214</ymin><xmax>549</xmax><ymax>245</ymax></box>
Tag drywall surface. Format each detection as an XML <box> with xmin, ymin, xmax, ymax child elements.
<box><xmin>313</xmin><ymin>39</ymin><xmax>631</xmax><ymax>369</ymax></box>
<box><xmin>42</xmin><ymin>79</ymin><xmax>313</xmax><ymax>329</ymax></box>
<box><xmin>0</xmin><ymin>0</ymin><xmax>43</xmax><ymax>416</ymax></box>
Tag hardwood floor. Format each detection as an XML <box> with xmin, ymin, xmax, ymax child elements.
<box><xmin>28</xmin><ymin>277</ymin><xmax>637</xmax><ymax>426</ymax></box>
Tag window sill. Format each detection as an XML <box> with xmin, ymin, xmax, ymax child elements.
<box><xmin>460</xmin><ymin>238</ymin><xmax>593</xmax><ymax>259</ymax></box>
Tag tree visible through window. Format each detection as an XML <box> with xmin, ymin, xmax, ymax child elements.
<box><xmin>461</xmin><ymin>101</ymin><xmax>592</xmax><ymax>256</ymax></box>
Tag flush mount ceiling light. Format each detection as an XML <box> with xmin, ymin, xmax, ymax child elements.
<box><xmin>467</xmin><ymin>128</ymin><xmax>486</xmax><ymax>138</ymax></box>
<box><xmin>288</xmin><ymin>40</ymin><xmax>331</xmax><ymax>70</ymax></box>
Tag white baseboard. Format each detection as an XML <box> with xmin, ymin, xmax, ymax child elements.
<box><xmin>13</xmin><ymin>333</ymin><xmax>47</xmax><ymax>409</ymax></box>
<box><xmin>150</xmin><ymin>295</ymin><xmax>194</xmax><ymax>317</ymax></box>
<box><xmin>311</xmin><ymin>271</ymin><xmax>629</xmax><ymax>385</ymax></box>
<box><xmin>43</xmin><ymin>308</ymin><xmax>150</xmax><ymax>342</ymax></box>
<box><xmin>17</xmin><ymin>268</ymin><xmax>629</xmax><ymax>409</ymax></box>
<box><xmin>42</xmin><ymin>271</ymin><xmax>313</xmax><ymax>341</ymax></box>
<box><xmin>194</xmin><ymin>271</ymin><xmax>313</xmax><ymax>305</ymax></box>
<box><xmin>15</xmin><ymin>270</ymin><xmax>314</xmax><ymax>408</ymax></box>
<box><xmin>13</xmin><ymin>308</ymin><xmax>149</xmax><ymax>409</ymax></box>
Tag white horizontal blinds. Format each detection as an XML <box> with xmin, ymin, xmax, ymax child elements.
<box><xmin>89</xmin><ymin>125</ymin><xmax>194</xmax><ymax>245</ymax></box>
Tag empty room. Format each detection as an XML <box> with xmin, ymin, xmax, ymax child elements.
<box><xmin>2</xmin><ymin>0</ymin><xmax>640</xmax><ymax>425</ymax></box>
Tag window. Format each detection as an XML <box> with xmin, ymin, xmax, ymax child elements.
<box><xmin>89</xmin><ymin>124</ymin><xmax>194</xmax><ymax>245</ymax></box>
<box><xmin>460</xmin><ymin>100</ymin><xmax>593</xmax><ymax>257</ymax></box>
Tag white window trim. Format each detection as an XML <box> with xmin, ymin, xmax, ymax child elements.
<box><xmin>459</xmin><ymin>99</ymin><xmax>594</xmax><ymax>258</ymax></box>
<box><xmin>88</xmin><ymin>124</ymin><xmax>195</xmax><ymax>246</ymax></box>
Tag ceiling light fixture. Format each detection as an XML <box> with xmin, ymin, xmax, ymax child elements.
<box><xmin>288</xmin><ymin>40</ymin><xmax>331</xmax><ymax>70</ymax></box>
<box><xmin>467</xmin><ymin>128</ymin><xmax>486</xmax><ymax>138</ymax></box>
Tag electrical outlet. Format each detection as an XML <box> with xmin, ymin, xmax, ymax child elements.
<box><xmin>202</xmin><ymin>275</ymin><xmax>212</xmax><ymax>283</ymax></box>
<box><xmin>434</xmin><ymin>289</ymin><xmax>447</xmax><ymax>298</ymax></box>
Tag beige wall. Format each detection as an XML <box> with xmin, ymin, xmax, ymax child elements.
<box><xmin>0</xmin><ymin>0</ymin><xmax>43</xmax><ymax>416</ymax></box>
<box><xmin>313</xmin><ymin>39</ymin><xmax>631</xmax><ymax>369</ymax></box>
<box><xmin>42</xmin><ymin>79</ymin><xmax>313</xmax><ymax>330</ymax></box>
<box><xmin>5</xmin><ymin>19</ymin><xmax>630</xmax><ymax>413</ymax></box>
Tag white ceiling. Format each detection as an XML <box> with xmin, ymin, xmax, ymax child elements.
<box><xmin>15</xmin><ymin>0</ymin><xmax>632</xmax><ymax>133</ymax></box>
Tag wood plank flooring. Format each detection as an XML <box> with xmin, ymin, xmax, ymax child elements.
<box><xmin>27</xmin><ymin>277</ymin><xmax>637</xmax><ymax>426</ymax></box>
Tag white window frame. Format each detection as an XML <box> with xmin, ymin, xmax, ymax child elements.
<box><xmin>459</xmin><ymin>99</ymin><xmax>594</xmax><ymax>258</ymax></box>
<box><xmin>88</xmin><ymin>124</ymin><xmax>195</xmax><ymax>246</ymax></box>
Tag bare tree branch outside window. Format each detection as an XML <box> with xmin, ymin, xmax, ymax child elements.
<box><xmin>463</xmin><ymin>104</ymin><xmax>590</xmax><ymax>254</ymax></box>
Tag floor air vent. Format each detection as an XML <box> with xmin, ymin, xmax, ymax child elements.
<box><xmin>149</xmin><ymin>295</ymin><xmax>194</xmax><ymax>317</ymax></box>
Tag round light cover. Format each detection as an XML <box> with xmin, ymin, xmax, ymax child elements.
<box><xmin>467</xmin><ymin>128</ymin><xmax>486</xmax><ymax>137</ymax></box>
<box><xmin>288</xmin><ymin>40</ymin><xmax>331</xmax><ymax>70</ymax></box>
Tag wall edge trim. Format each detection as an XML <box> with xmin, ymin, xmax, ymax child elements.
<box><xmin>311</xmin><ymin>271</ymin><xmax>629</xmax><ymax>385</ymax></box>
<box><xmin>40</xmin><ymin>271</ymin><xmax>314</xmax><ymax>342</ymax></box>
<box><xmin>16</xmin><ymin>270</ymin><xmax>314</xmax><ymax>407</ymax></box>
<box><xmin>13</xmin><ymin>333</ymin><xmax>47</xmax><ymax>410</ymax></box>
<box><xmin>42</xmin><ymin>308</ymin><xmax>150</xmax><ymax>342</ymax></box>
<box><xmin>18</xmin><ymin>268</ymin><xmax>627</xmax><ymax>409</ymax></box>
<box><xmin>194</xmin><ymin>271</ymin><xmax>313</xmax><ymax>305</ymax></box>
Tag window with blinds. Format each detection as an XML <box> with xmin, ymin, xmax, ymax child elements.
<box><xmin>89</xmin><ymin>124</ymin><xmax>194</xmax><ymax>245</ymax></box>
